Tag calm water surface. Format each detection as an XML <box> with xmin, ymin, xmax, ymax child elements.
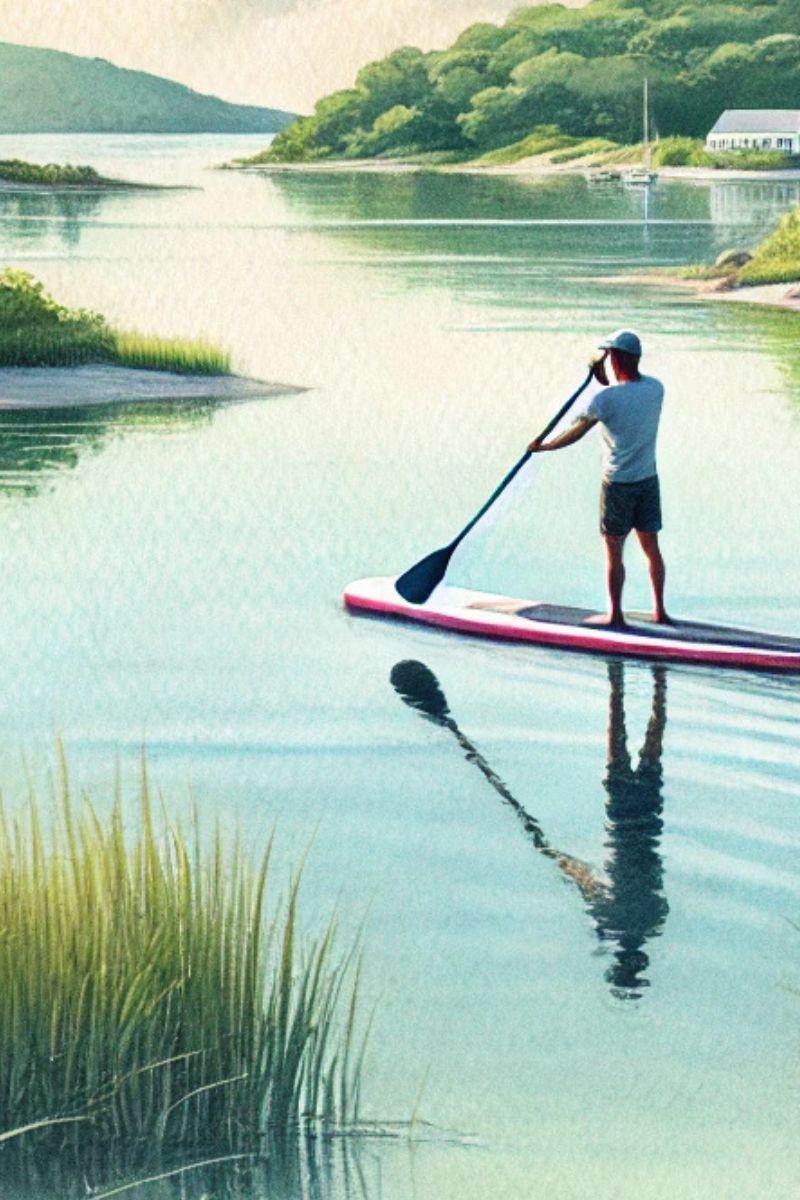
<box><xmin>1</xmin><ymin>135</ymin><xmax>799</xmax><ymax>1199</ymax></box>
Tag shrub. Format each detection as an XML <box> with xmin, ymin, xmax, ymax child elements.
<box><xmin>0</xmin><ymin>160</ymin><xmax>104</xmax><ymax>186</ymax></box>
<box><xmin>737</xmin><ymin>204</ymin><xmax>800</xmax><ymax>285</ymax></box>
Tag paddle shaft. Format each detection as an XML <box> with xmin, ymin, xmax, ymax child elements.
<box><xmin>447</xmin><ymin>368</ymin><xmax>595</xmax><ymax>551</ymax></box>
<box><xmin>390</xmin><ymin>661</ymin><xmax>606</xmax><ymax>902</ymax></box>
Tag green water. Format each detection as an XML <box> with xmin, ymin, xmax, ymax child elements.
<box><xmin>1</xmin><ymin>135</ymin><xmax>799</xmax><ymax>1199</ymax></box>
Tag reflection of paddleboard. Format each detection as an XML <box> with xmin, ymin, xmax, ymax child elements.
<box><xmin>343</xmin><ymin>577</ymin><xmax>800</xmax><ymax>673</ymax></box>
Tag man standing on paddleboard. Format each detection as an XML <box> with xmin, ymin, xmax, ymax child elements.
<box><xmin>529</xmin><ymin>329</ymin><xmax>668</xmax><ymax>629</ymax></box>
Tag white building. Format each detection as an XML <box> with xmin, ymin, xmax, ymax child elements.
<box><xmin>706</xmin><ymin>110</ymin><xmax>800</xmax><ymax>154</ymax></box>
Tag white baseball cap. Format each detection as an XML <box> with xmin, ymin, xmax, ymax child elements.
<box><xmin>600</xmin><ymin>329</ymin><xmax>642</xmax><ymax>356</ymax></box>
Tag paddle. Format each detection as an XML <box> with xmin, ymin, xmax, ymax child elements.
<box><xmin>390</xmin><ymin>659</ymin><xmax>607</xmax><ymax>901</ymax></box>
<box><xmin>394</xmin><ymin>368</ymin><xmax>596</xmax><ymax>605</ymax></box>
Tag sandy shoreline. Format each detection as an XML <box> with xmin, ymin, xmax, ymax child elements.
<box><xmin>0</xmin><ymin>365</ymin><xmax>305</xmax><ymax>410</ymax></box>
<box><xmin>238</xmin><ymin>158</ymin><xmax>800</xmax><ymax>183</ymax></box>
<box><xmin>596</xmin><ymin>271</ymin><xmax>800</xmax><ymax>311</ymax></box>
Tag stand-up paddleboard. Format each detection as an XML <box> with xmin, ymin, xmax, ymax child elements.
<box><xmin>343</xmin><ymin>577</ymin><xmax>800</xmax><ymax>673</ymax></box>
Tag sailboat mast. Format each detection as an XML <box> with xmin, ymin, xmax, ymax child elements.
<box><xmin>643</xmin><ymin>77</ymin><xmax>650</xmax><ymax>167</ymax></box>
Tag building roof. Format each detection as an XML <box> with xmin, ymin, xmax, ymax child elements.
<box><xmin>710</xmin><ymin>109</ymin><xmax>800</xmax><ymax>134</ymax></box>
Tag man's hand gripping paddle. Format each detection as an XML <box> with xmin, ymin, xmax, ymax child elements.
<box><xmin>394</xmin><ymin>367</ymin><xmax>597</xmax><ymax>605</ymax></box>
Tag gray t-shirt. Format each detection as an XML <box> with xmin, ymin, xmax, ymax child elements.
<box><xmin>586</xmin><ymin>375</ymin><xmax>664</xmax><ymax>483</ymax></box>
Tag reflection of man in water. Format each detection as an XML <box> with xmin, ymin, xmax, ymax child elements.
<box><xmin>389</xmin><ymin>656</ymin><xmax>670</xmax><ymax>1003</ymax></box>
<box><xmin>587</xmin><ymin>662</ymin><xmax>669</xmax><ymax>999</ymax></box>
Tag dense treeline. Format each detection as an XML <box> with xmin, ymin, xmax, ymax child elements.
<box><xmin>258</xmin><ymin>0</ymin><xmax>800</xmax><ymax>162</ymax></box>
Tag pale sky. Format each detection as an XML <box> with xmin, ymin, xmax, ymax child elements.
<box><xmin>0</xmin><ymin>0</ymin><xmax>589</xmax><ymax>114</ymax></box>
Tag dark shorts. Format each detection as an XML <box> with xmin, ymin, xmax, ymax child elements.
<box><xmin>600</xmin><ymin>474</ymin><xmax>662</xmax><ymax>537</ymax></box>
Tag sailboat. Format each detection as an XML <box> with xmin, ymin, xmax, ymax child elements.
<box><xmin>623</xmin><ymin>78</ymin><xmax>656</xmax><ymax>186</ymax></box>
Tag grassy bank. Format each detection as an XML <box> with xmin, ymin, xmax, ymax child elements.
<box><xmin>0</xmin><ymin>751</ymin><xmax>367</xmax><ymax>1163</ymax></box>
<box><xmin>647</xmin><ymin>137</ymin><xmax>793</xmax><ymax>172</ymax></box>
<box><xmin>738</xmin><ymin>205</ymin><xmax>800</xmax><ymax>285</ymax></box>
<box><xmin>476</xmin><ymin>134</ymin><xmax>798</xmax><ymax>171</ymax></box>
<box><xmin>674</xmin><ymin>205</ymin><xmax>800</xmax><ymax>290</ymax></box>
<box><xmin>0</xmin><ymin>269</ymin><xmax>230</xmax><ymax>373</ymax></box>
<box><xmin>471</xmin><ymin>126</ymin><xmax>615</xmax><ymax>167</ymax></box>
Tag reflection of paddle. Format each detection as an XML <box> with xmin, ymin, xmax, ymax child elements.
<box><xmin>390</xmin><ymin>660</ymin><xmax>607</xmax><ymax>902</ymax></box>
<box><xmin>394</xmin><ymin>370</ymin><xmax>595</xmax><ymax>605</ymax></box>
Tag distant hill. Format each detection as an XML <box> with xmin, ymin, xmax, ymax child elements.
<box><xmin>0</xmin><ymin>42</ymin><xmax>296</xmax><ymax>134</ymax></box>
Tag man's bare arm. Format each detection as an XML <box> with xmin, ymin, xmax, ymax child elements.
<box><xmin>529</xmin><ymin>415</ymin><xmax>597</xmax><ymax>453</ymax></box>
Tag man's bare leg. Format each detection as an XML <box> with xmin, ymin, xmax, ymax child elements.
<box><xmin>588</xmin><ymin>534</ymin><xmax>627</xmax><ymax>627</ymax></box>
<box><xmin>636</xmin><ymin>531</ymin><xmax>670</xmax><ymax>623</ymax></box>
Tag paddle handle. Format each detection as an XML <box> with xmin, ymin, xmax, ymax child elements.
<box><xmin>454</xmin><ymin>369</ymin><xmax>594</xmax><ymax>548</ymax></box>
<box><xmin>535</xmin><ymin>367</ymin><xmax>595</xmax><ymax>444</ymax></box>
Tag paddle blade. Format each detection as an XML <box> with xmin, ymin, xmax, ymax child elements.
<box><xmin>394</xmin><ymin>544</ymin><xmax>454</xmax><ymax>605</ymax></box>
<box><xmin>390</xmin><ymin>660</ymin><xmax>451</xmax><ymax>726</ymax></box>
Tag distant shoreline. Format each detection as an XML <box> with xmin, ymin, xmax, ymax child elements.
<box><xmin>235</xmin><ymin>159</ymin><xmax>800</xmax><ymax>184</ymax></box>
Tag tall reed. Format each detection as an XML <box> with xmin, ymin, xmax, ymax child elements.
<box><xmin>0</xmin><ymin>751</ymin><xmax>366</xmax><ymax>1158</ymax></box>
<box><xmin>111</xmin><ymin>331</ymin><xmax>231</xmax><ymax>375</ymax></box>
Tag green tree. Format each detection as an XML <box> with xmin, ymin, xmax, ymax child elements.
<box><xmin>630</xmin><ymin>6</ymin><xmax>780</xmax><ymax>63</ymax></box>
<box><xmin>458</xmin><ymin>86</ymin><xmax>541</xmax><ymax>149</ymax></box>
<box><xmin>265</xmin><ymin>117</ymin><xmax>321</xmax><ymax>161</ymax></box>
<box><xmin>355</xmin><ymin>47</ymin><xmax>433</xmax><ymax>124</ymax></box>
<box><xmin>344</xmin><ymin>104</ymin><xmax>420</xmax><ymax>157</ymax></box>
<box><xmin>453</xmin><ymin>22</ymin><xmax>517</xmax><ymax>52</ymax></box>
<box><xmin>681</xmin><ymin>35</ymin><xmax>800</xmax><ymax>135</ymax></box>
<box><xmin>487</xmin><ymin>29</ymin><xmax>550</xmax><ymax>81</ymax></box>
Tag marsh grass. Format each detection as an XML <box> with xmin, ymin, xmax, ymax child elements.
<box><xmin>0</xmin><ymin>750</ymin><xmax>367</xmax><ymax>1164</ymax></box>
<box><xmin>111</xmin><ymin>331</ymin><xmax>231</xmax><ymax>375</ymax></box>
<box><xmin>0</xmin><ymin>268</ymin><xmax>231</xmax><ymax>374</ymax></box>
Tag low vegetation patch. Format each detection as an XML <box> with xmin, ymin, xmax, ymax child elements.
<box><xmin>0</xmin><ymin>750</ymin><xmax>367</xmax><ymax>1165</ymax></box>
<box><xmin>474</xmin><ymin>125</ymin><xmax>580</xmax><ymax>166</ymax></box>
<box><xmin>0</xmin><ymin>159</ymin><xmax>144</xmax><ymax>189</ymax></box>
<box><xmin>669</xmin><ymin>205</ymin><xmax>800</xmax><ymax>290</ymax></box>
<box><xmin>738</xmin><ymin>205</ymin><xmax>800</xmax><ymax>285</ymax></box>
<box><xmin>0</xmin><ymin>269</ymin><xmax>230</xmax><ymax>373</ymax></box>
<box><xmin>548</xmin><ymin>137</ymin><xmax>618</xmax><ymax>164</ymax></box>
<box><xmin>648</xmin><ymin>136</ymin><xmax>795</xmax><ymax>172</ymax></box>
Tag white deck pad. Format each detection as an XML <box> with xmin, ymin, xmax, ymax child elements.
<box><xmin>344</xmin><ymin>577</ymin><xmax>800</xmax><ymax>673</ymax></box>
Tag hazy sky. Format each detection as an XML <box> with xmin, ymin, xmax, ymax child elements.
<box><xmin>0</xmin><ymin>0</ymin><xmax>588</xmax><ymax>113</ymax></box>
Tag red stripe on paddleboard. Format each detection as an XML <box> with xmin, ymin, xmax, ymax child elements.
<box><xmin>343</xmin><ymin>588</ymin><xmax>800</xmax><ymax>673</ymax></box>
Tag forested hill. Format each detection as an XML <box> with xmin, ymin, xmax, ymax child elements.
<box><xmin>0</xmin><ymin>43</ymin><xmax>296</xmax><ymax>134</ymax></box>
<box><xmin>260</xmin><ymin>0</ymin><xmax>800</xmax><ymax>161</ymax></box>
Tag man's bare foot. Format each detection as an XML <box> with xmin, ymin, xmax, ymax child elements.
<box><xmin>653</xmin><ymin>612</ymin><xmax>673</xmax><ymax>625</ymax></box>
<box><xmin>585</xmin><ymin>613</ymin><xmax>628</xmax><ymax>629</ymax></box>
